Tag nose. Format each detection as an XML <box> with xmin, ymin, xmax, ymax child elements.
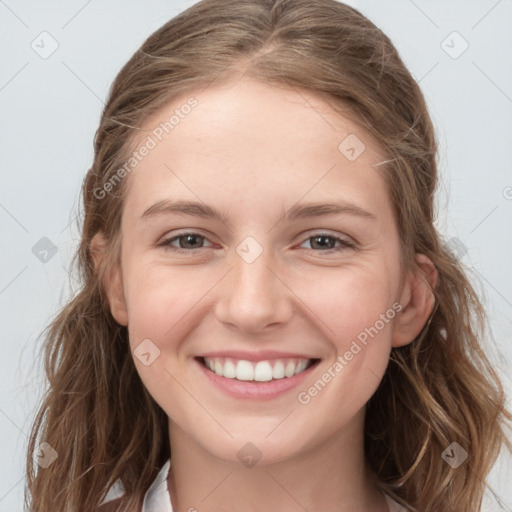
<box><xmin>213</xmin><ymin>246</ymin><xmax>294</xmax><ymax>334</ymax></box>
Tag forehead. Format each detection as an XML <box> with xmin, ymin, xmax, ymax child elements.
<box><xmin>122</xmin><ymin>77</ymin><xmax>392</xmax><ymax>222</ymax></box>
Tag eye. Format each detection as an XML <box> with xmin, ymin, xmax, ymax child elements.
<box><xmin>157</xmin><ymin>231</ymin><xmax>355</xmax><ymax>255</ymax></box>
<box><xmin>158</xmin><ymin>232</ymin><xmax>213</xmax><ymax>254</ymax></box>
<box><xmin>299</xmin><ymin>233</ymin><xmax>355</xmax><ymax>252</ymax></box>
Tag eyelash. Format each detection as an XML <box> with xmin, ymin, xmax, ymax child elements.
<box><xmin>157</xmin><ymin>231</ymin><xmax>355</xmax><ymax>255</ymax></box>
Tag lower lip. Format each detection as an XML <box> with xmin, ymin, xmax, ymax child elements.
<box><xmin>196</xmin><ymin>358</ymin><xmax>320</xmax><ymax>400</ymax></box>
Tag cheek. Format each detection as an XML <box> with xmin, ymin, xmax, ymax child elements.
<box><xmin>123</xmin><ymin>264</ymin><xmax>209</xmax><ymax>345</ymax></box>
<box><xmin>301</xmin><ymin>262</ymin><xmax>399</xmax><ymax>346</ymax></box>
<box><xmin>123</xmin><ymin>252</ymin><xmax>400</xmax><ymax>351</ymax></box>
<box><xmin>121</xmin><ymin>264</ymin><xmax>208</xmax><ymax>419</ymax></box>
<box><xmin>292</xmin><ymin>265</ymin><xmax>400</xmax><ymax>420</ymax></box>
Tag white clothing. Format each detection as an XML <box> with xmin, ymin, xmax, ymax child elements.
<box><xmin>101</xmin><ymin>458</ymin><xmax>406</xmax><ymax>511</ymax></box>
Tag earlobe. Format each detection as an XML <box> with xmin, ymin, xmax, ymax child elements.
<box><xmin>90</xmin><ymin>233</ymin><xmax>129</xmax><ymax>326</ymax></box>
<box><xmin>392</xmin><ymin>254</ymin><xmax>438</xmax><ymax>348</ymax></box>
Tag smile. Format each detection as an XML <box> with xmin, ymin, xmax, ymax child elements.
<box><xmin>195</xmin><ymin>352</ymin><xmax>321</xmax><ymax>400</ymax></box>
<box><xmin>201</xmin><ymin>356</ymin><xmax>316</xmax><ymax>382</ymax></box>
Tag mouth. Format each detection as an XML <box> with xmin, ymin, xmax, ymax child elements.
<box><xmin>197</xmin><ymin>356</ymin><xmax>319</xmax><ymax>382</ymax></box>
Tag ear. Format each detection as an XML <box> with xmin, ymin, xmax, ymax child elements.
<box><xmin>392</xmin><ymin>253</ymin><xmax>438</xmax><ymax>348</ymax></box>
<box><xmin>90</xmin><ymin>232</ymin><xmax>128</xmax><ymax>326</ymax></box>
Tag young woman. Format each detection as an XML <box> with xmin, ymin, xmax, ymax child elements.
<box><xmin>25</xmin><ymin>1</ymin><xmax>511</xmax><ymax>511</ymax></box>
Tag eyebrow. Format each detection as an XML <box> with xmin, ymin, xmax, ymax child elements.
<box><xmin>140</xmin><ymin>199</ymin><xmax>377</xmax><ymax>224</ymax></box>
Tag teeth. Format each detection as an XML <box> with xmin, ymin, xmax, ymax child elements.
<box><xmin>254</xmin><ymin>361</ymin><xmax>273</xmax><ymax>382</ymax></box>
<box><xmin>284</xmin><ymin>361</ymin><xmax>295</xmax><ymax>377</ymax></box>
<box><xmin>223</xmin><ymin>359</ymin><xmax>237</xmax><ymax>379</ymax></box>
<box><xmin>295</xmin><ymin>360</ymin><xmax>308</xmax><ymax>375</ymax></box>
<box><xmin>214</xmin><ymin>360</ymin><xmax>224</xmax><ymax>377</ymax></box>
<box><xmin>272</xmin><ymin>361</ymin><xmax>285</xmax><ymax>379</ymax></box>
<box><xmin>203</xmin><ymin>357</ymin><xmax>313</xmax><ymax>381</ymax></box>
<box><xmin>236</xmin><ymin>360</ymin><xmax>254</xmax><ymax>381</ymax></box>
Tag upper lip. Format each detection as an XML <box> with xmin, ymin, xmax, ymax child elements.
<box><xmin>198</xmin><ymin>350</ymin><xmax>318</xmax><ymax>361</ymax></box>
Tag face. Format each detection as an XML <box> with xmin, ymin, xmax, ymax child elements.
<box><xmin>98</xmin><ymin>77</ymin><xmax>431</xmax><ymax>465</ymax></box>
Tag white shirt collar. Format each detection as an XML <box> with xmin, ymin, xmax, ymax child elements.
<box><xmin>102</xmin><ymin>458</ymin><xmax>404</xmax><ymax>512</ymax></box>
<box><xmin>99</xmin><ymin>458</ymin><xmax>173</xmax><ymax>511</ymax></box>
<box><xmin>142</xmin><ymin>458</ymin><xmax>173</xmax><ymax>512</ymax></box>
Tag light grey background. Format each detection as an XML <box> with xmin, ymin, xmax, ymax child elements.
<box><xmin>0</xmin><ymin>0</ymin><xmax>511</xmax><ymax>510</ymax></box>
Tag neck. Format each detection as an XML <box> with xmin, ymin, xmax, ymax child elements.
<box><xmin>166</xmin><ymin>409</ymin><xmax>389</xmax><ymax>512</ymax></box>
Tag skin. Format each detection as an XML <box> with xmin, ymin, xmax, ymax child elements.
<box><xmin>92</xmin><ymin>77</ymin><xmax>437</xmax><ymax>512</ymax></box>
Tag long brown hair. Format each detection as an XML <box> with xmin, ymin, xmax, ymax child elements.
<box><xmin>25</xmin><ymin>1</ymin><xmax>511</xmax><ymax>510</ymax></box>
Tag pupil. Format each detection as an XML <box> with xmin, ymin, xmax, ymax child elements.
<box><xmin>183</xmin><ymin>234</ymin><xmax>201</xmax><ymax>248</ymax></box>
<box><xmin>313</xmin><ymin>235</ymin><xmax>333</xmax><ymax>249</ymax></box>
